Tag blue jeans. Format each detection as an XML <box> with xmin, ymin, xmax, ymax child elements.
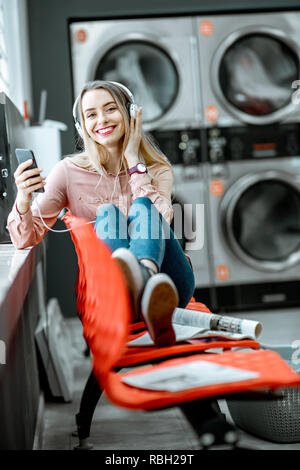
<box><xmin>94</xmin><ymin>197</ymin><xmax>195</xmax><ymax>308</ymax></box>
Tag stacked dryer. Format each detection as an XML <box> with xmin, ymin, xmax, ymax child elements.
<box><xmin>196</xmin><ymin>11</ymin><xmax>300</xmax><ymax>311</ymax></box>
<box><xmin>69</xmin><ymin>11</ymin><xmax>300</xmax><ymax>310</ymax></box>
<box><xmin>69</xmin><ymin>16</ymin><xmax>211</xmax><ymax>290</ymax></box>
<box><xmin>69</xmin><ymin>17</ymin><xmax>202</xmax><ymax>130</ymax></box>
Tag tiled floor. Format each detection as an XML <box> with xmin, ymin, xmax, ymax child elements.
<box><xmin>42</xmin><ymin>307</ymin><xmax>300</xmax><ymax>450</ymax></box>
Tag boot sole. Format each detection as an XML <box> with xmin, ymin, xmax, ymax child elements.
<box><xmin>142</xmin><ymin>274</ymin><xmax>178</xmax><ymax>347</ymax></box>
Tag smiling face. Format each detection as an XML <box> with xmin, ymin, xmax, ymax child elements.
<box><xmin>82</xmin><ymin>88</ymin><xmax>125</xmax><ymax>149</ymax></box>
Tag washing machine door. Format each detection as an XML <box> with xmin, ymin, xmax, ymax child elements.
<box><xmin>93</xmin><ymin>41</ymin><xmax>179</xmax><ymax>123</ymax></box>
<box><xmin>221</xmin><ymin>171</ymin><xmax>300</xmax><ymax>271</ymax></box>
<box><xmin>213</xmin><ymin>28</ymin><xmax>299</xmax><ymax>125</ymax></box>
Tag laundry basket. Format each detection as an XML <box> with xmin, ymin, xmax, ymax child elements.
<box><xmin>226</xmin><ymin>344</ymin><xmax>300</xmax><ymax>443</ymax></box>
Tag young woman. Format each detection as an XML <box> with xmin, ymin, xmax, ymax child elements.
<box><xmin>7</xmin><ymin>80</ymin><xmax>195</xmax><ymax>347</ymax></box>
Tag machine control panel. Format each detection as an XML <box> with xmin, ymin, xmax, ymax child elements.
<box><xmin>151</xmin><ymin>129</ymin><xmax>202</xmax><ymax>165</ymax></box>
<box><xmin>207</xmin><ymin>123</ymin><xmax>300</xmax><ymax>162</ymax></box>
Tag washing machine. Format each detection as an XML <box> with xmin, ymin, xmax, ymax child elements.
<box><xmin>196</xmin><ymin>11</ymin><xmax>300</xmax><ymax>127</ymax></box>
<box><xmin>151</xmin><ymin>129</ymin><xmax>211</xmax><ymax>290</ymax></box>
<box><xmin>69</xmin><ymin>16</ymin><xmax>202</xmax><ymax>131</ymax></box>
<box><xmin>206</xmin><ymin>123</ymin><xmax>300</xmax><ymax>312</ymax></box>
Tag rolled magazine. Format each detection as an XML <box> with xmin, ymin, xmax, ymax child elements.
<box><xmin>128</xmin><ymin>308</ymin><xmax>262</xmax><ymax>347</ymax></box>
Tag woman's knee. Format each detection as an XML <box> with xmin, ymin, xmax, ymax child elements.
<box><xmin>129</xmin><ymin>197</ymin><xmax>162</xmax><ymax>227</ymax></box>
<box><xmin>95</xmin><ymin>203</ymin><xmax>127</xmax><ymax>241</ymax></box>
<box><xmin>131</xmin><ymin>197</ymin><xmax>153</xmax><ymax>208</ymax></box>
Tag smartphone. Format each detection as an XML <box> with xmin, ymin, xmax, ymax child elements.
<box><xmin>15</xmin><ymin>148</ymin><xmax>45</xmax><ymax>193</ymax></box>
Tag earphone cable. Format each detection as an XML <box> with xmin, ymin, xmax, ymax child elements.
<box><xmin>34</xmin><ymin>198</ymin><xmax>96</xmax><ymax>233</ymax></box>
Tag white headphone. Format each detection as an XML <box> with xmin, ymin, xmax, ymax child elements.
<box><xmin>72</xmin><ymin>81</ymin><xmax>138</xmax><ymax>139</ymax></box>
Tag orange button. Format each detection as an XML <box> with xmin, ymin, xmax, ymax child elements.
<box><xmin>200</xmin><ymin>20</ymin><xmax>214</xmax><ymax>36</ymax></box>
<box><xmin>75</xmin><ymin>29</ymin><xmax>87</xmax><ymax>43</ymax></box>
<box><xmin>210</xmin><ymin>179</ymin><xmax>225</xmax><ymax>197</ymax></box>
<box><xmin>205</xmin><ymin>105</ymin><xmax>219</xmax><ymax>122</ymax></box>
<box><xmin>216</xmin><ymin>264</ymin><xmax>230</xmax><ymax>282</ymax></box>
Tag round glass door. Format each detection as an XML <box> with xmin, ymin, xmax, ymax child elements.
<box><xmin>232</xmin><ymin>180</ymin><xmax>300</xmax><ymax>262</ymax></box>
<box><xmin>219</xmin><ymin>34</ymin><xmax>299</xmax><ymax>116</ymax></box>
<box><xmin>94</xmin><ymin>41</ymin><xmax>179</xmax><ymax>122</ymax></box>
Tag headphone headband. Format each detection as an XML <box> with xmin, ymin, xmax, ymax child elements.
<box><xmin>72</xmin><ymin>81</ymin><xmax>135</xmax><ymax>139</ymax></box>
<box><xmin>109</xmin><ymin>81</ymin><xmax>134</xmax><ymax>103</ymax></box>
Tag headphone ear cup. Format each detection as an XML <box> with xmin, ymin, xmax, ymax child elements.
<box><xmin>75</xmin><ymin>120</ymin><xmax>83</xmax><ymax>139</ymax></box>
<box><xmin>126</xmin><ymin>102</ymin><xmax>137</xmax><ymax>119</ymax></box>
<box><xmin>129</xmin><ymin>104</ymin><xmax>137</xmax><ymax>119</ymax></box>
<box><xmin>125</xmin><ymin>102</ymin><xmax>131</xmax><ymax>117</ymax></box>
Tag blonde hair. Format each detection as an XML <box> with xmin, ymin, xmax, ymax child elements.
<box><xmin>70</xmin><ymin>80</ymin><xmax>172</xmax><ymax>176</ymax></box>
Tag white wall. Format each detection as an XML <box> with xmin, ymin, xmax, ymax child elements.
<box><xmin>3</xmin><ymin>0</ymin><xmax>33</xmax><ymax>116</ymax></box>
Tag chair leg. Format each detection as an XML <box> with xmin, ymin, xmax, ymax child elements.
<box><xmin>179</xmin><ymin>398</ymin><xmax>239</xmax><ymax>449</ymax></box>
<box><xmin>73</xmin><ymin>370</ymin><xmax>103</xmax><ymax>450</ymax></box>
<box><xmin>73</xmin><ymin>366</ymin><xmax>123</xmax><ymax>450</ymax></box>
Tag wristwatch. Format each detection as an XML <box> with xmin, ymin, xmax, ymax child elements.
<box><xmin>128</xmin><ymin>163</ymin><xmax>148</xmax><ymax>175</ymax></box>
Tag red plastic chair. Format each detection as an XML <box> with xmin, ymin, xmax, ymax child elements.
<box><xmin>63</xmin><ymin>213</ymin><xmax>300</xmax><ymax>450</ymax></box>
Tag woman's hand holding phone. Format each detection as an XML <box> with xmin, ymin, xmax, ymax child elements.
<box><xmin>14</xmin><ymin>159</ymin><xmax>45</xmax><ymax>215</ymax></box>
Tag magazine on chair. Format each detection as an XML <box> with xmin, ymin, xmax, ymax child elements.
<box><xmin>128</xmin><ymin>308</ymin><xmax>263</xmax><ymax>347</ymax></box>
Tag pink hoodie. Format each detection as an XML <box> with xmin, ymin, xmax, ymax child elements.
<box><xmin>7</xmin><ymin>157</ymin><xmax>174</xmax><ymax>249</ymax></box>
